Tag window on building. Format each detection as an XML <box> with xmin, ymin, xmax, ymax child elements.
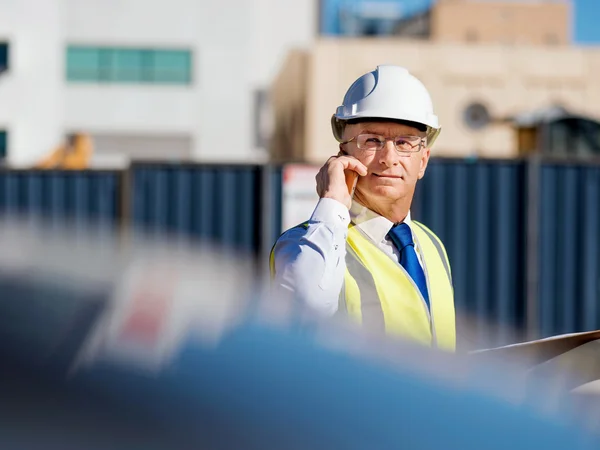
<box><xmin>0</xmin><ymin>131</ymin><xmax>7</xmax><ymax>159</ymax></box>
<box><xmin>66</xmin><ymin>46</ymin><xmax>192</xmax><ymax>85</ymax></box>
<box><xmin>0</xmin><ymin>43</ymin><xmax>9</xmax><ymax>73</ymax></box>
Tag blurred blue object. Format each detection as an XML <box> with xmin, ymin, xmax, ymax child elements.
<box><xmin>0</xmin><ymin>223</ymin><xmax>598</xmax><ymax>450</ymax></box>
<box><xmin>70</xmin><ymin>321</ymin><xmax>599</xmax><ymax>450</ymax></box>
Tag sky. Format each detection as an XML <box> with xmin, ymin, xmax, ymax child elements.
<box><xmin>573</xmin><ymin>0</ymin><xmax>600</xmax><ymax>44</ymax></box>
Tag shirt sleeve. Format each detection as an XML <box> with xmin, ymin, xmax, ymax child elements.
<box><xmin>271</xmin><ymin>198</ymin><xmax>350</xmax><ymax>317</ymax></box>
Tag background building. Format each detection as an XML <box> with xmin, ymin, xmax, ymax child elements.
<box><xmin>271</xmin><ymin>0</ymin><xmax>600</xmax><ymax>162</ymax></box>
<box><xmin>431</xmin><ymin>0</ymin><xmax>571</xmax><ymax>45</ymax></box>
<box><xmin>271</xmin><ymin>39</ymin><xmax>600</xmax><ymax>162</ymax></box>
<box><xmin>0</xmin><ymin>0</ymin><xmax>316</xmax><ymax>167</ymax></box>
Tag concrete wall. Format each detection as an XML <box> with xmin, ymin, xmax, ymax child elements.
<box><xmin>0</xmin><ymin>0</ymin><xmax>65</xmax><ymax>166</ymax></box>
<box><xmin>272</xmin><ymin>39</ymin><xmax>600</xmax><ymax>163</ymax></box>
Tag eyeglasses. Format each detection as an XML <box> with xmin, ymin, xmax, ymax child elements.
<box><xmin>341</xmin><ymin>133</ymin><xmax>426</xmax><ymax>153</ymax></box>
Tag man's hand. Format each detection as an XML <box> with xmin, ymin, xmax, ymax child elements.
<box><xmin>316</xmin><ymin>154</ymin><xmax>368</xmax><ymax>209</ymax></box>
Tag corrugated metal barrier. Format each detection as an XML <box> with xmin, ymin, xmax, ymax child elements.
<box><xmin>538</xmin><ymin>163</ymin><xmax>600</xmax><ymax>338</ymax></box>
<box><xmin>0</xmin><ymin>170</ymin><xmax>120</xmax><ymax>226</ymax></box>
<box><xmin>130</xmin><ymin>163</ymin><xmax>272</xmax><ymax>256</ymax></box>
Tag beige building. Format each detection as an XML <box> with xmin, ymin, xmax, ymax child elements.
<box><xmin>270</xmin><ymin>39</ymin><xmax>600</xmax><ymax>162</ymax></box>
<box><xmin>431</xmin><ymin>0</ymin><xmax>571</xmax><ymax>46</ymax></box>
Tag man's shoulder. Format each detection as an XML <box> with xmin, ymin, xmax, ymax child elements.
<box><xmin>272</xmin><ymin>221</ymin><xmax>311</xmax><ymax>247</ymax></box>
<box><xmin>281</xmin><ymin>220</ymin><xmax>310</xmax><ymax>236</ymax></box>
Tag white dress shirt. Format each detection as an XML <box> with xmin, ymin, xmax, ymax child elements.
<box><xmin>271</xmin><ymin>197</ymin><xmax>425</xmax><ymax>318</ymax></box>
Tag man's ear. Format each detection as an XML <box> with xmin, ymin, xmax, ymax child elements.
<box><xmin>338</xmin><ymin>143</ymin><xmax>348</xmax><ymax>156</ymax></box>
<box><xmin>418</xmin><ymin>147</ymin><xmax>431</xmax><ymax>179</ymax></box>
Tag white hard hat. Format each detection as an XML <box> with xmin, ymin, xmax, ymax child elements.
<box><xmin>331</xmin><ymin>65</ymin><xmax>441</xmax><ymax>147</ymax></box>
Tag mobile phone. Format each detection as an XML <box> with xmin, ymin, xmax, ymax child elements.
<box><xmin>347</xmin><ymin>173</ymin><xmax>358</xmax><ymax>199</ymax></box>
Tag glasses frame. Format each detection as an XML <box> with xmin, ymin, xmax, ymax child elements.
<box><xmin>341</xmin><ymin>133</ymin><xmax>426</xmax><ymax>154</ymax></box>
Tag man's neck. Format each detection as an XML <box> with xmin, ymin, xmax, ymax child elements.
<box><xmin>354</xmin><ymin>194</ymin><xmax>411</xmax><ymax>224</ymax></box>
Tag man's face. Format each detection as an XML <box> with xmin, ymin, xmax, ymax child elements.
<box><xmin>341</xmin><ymin>121</ymin><xmax>430</xmax><ymax>205</ymax></box>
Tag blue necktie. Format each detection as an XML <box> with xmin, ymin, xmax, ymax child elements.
<box><xmin>387</xmin><ymin>223</ymin><xmax>430</xmax><ymax>310</ymax></box>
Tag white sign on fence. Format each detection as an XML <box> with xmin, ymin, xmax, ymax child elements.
<box><xmin>281</xmin><ymin>164</ymin><xmax>321</xmax><ymax>231</ymax></box>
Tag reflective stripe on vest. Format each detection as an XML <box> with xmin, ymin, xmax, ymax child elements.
<box><xmin>342</xmin><ymin>221</ymin><xmax>455</xmax><ymax>351</ymax></box>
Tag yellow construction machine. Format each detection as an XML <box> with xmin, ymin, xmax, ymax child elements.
<box><xmin>35</xmin><ymin>133</ymin><xmax>93</xmax><ymax>170</ymax></box>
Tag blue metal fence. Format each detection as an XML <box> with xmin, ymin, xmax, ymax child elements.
<box><xmin>130</xmin><ymin>164</ymin><xmax>268</xmax><ymax>256</ymax></box>
<box><xmin>0</xmin><ymin>170</ymin><xmax>120</xmax><ymax>225</ymax></box>
<box><xmin>538</xmin><ymin>163</ymin><xmax>600</xmax><ymax>338</ymax></box>
<box><xmin>261</xmin><ymin>165</ymin><xmax>283</xmax><ymax>260</ymax></box>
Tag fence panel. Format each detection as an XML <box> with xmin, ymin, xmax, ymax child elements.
<box><xmin>538</xmin><ymin>163</ymin><xmax>600</xmax><ymax>338</ymax></box>
<box><xmin>0</xmin><ymin>170</ymin><xmax>120</xmax><ymax>229</ymax></box>
<box><xmin>130</xmin><ymin>164</ymin><xmax>270</xmax><ymax>256</ymax></box>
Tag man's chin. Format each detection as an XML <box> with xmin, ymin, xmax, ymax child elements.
<box><xmin>367</xmin><ymin>185</ymin><xmax>407</xmax><ymax>200</ymax></box>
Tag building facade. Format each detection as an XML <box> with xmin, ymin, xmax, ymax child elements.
<box><xmin>0</xmin><ymin>0</ymin><xmax>316</xmax><ymax>167</ymax></box>
<box><xmin>431</xmin><ymin>0</ymin><xmax>571</xmax><ymax>46</ymax></box>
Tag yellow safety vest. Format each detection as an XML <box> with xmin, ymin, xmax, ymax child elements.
<box><xmin>270</xmin><ymin>220</ymin><xmax>456</xmax><ymax>351</ymax></box>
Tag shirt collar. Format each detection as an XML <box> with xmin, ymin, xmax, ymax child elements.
<box><xmin>349</xmin><ymin>200</ymin><xmax>411</xmax><ymax>244</ymax></box>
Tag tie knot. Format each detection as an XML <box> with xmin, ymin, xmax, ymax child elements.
<box><xmin>388</xmin><ymin>222</ymin><xmax>413</xmax><ymax>250</ymax></box>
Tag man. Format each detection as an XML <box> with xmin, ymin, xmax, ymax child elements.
<box><xmin>270</xmin><ymin>65</ymin><xmax>455</xmax><ymax>351</ymax></box>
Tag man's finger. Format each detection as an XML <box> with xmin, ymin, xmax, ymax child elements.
<box><xmin>335</xmin><ymin>157</ymin><xmax>368</xmax><ymax>176</ymax></box>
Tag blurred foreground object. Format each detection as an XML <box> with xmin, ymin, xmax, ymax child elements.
<box><xmin>474</xmin><ymin>330</ymin><xmax>600</xmax><ymax>395</ymax></box>
<box><xmin>34</xmin><ymin>132</ymin><xmax>93</xmax><ymax>170</ymax></box>
<box><xmin>0</xmin><ymin>221</ymin><xmax>598</xmax><ymax>449</ymax></box>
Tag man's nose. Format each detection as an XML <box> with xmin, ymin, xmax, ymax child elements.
<box><xmin>378</xmin><ymin>140</ymin><xmax>401</xmax><ymax>167</ymax></box>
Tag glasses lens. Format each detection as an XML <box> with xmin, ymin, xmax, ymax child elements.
<box><xmin>357</xmin><ymin>134</ymin><xmax>384</xmax><ymax>150</ymax></box>
<box><xmin>395</xmin><ymin>136</ymin><xmax>421</xmax><ymax>152</ymax></box>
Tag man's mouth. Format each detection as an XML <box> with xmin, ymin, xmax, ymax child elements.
<box><xmin>373</xmin><ymin>173</ymin><xmax>403</xmax><ymax>179</ymax></box>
